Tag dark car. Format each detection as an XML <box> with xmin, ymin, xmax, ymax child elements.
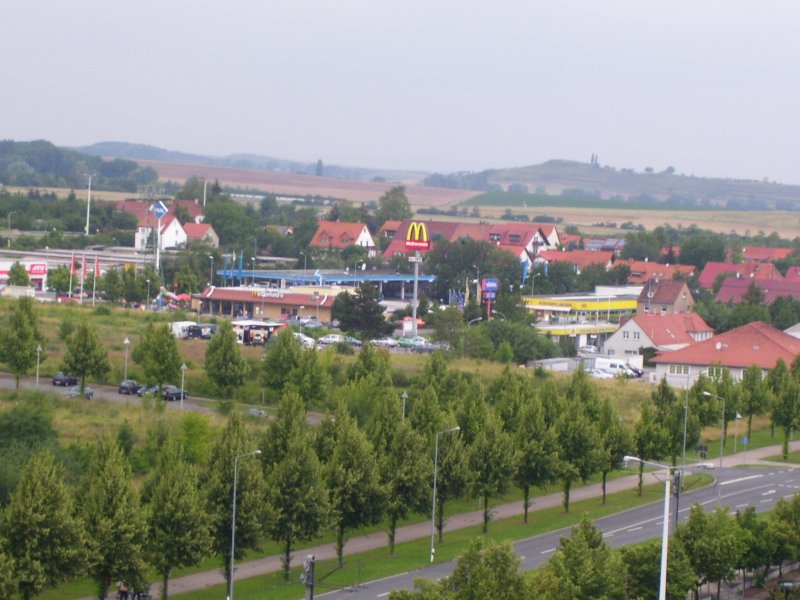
<box><xmin>162</xmin><ymin>385</ymin><xmax>188</xmax><ymax>402</ymax></box>
<box><xmin>52</xmin><ymin>372</ymin><xmax>78</xmax><ymax>386</ymax></box>
<box><xmin>118</xmin><ymin>379</ymin><xmax>140</xmax><ymax>395</ymax></box>
<box><xmin>137</xmin><ymin>385</ymin><xmax>159</xmax><ymax>397</ymax></box>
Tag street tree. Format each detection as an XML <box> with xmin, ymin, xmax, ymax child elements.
<box><xmin>513</xmin><ymin>394</ymin><xmax>559</xmax><ymax>523</ymax></box>
<box><xmin>651</xmin><ymin>377</ymin><xmax>686</xmax><ymax>465</ymax></box>
<box><xmin>291</xmin><ymin>347</ymin><xmax>330</xmax><ymax>408</ymax></box>
<box><xmin>375</xmin><ymin>185</ymin><xmax>412</xmax><ymax>228</ymax></box>
<box><xmin>265</xmin><ymin>433</ymin><xmax>330</xmax><ymax>580</ymax></box>
<box><xmin>62</xmin><ymin>321</ymin><xmax>110</xmax><ymax>391</ymax></box>
<box><xmin>432</xmin><ymin>425</ymin><xmax>467</xmax><ymax>543</ymax></box>
<box><xmin>261</xmin><ymin>328</ymin><xmax>301</xmax><ymax>394</ymax></box>
<box><xmin>331</xmin><ymin>282</ymin><xmax>393</xmax><ymax>339</ymax></box>
<box><xmin>597</xmin><ymin>398</ymin><xmax>632</xmax><ymax>504</ymax></box>
<box><xmin>204</xmin><ymin>413</ymin><xmax>267</xmax><ymax>589</ymax></box>
<box><xmin>739</xmin><ymin>364</ymin><xmax>771</xmax><ymax>439</ymax></box>
<box><xmin>0</xmin><ymin>296</ymin><xmax>45</xmax><ymax>388</ymax></box>
<box><xmin>260</xmin><ymin>388</ymin><xmax>306</xmax><ymax>474</ymax></box>
<box><xmin>7</xmin><ymin>260</ymin><xmax>30</xmax><ymax>286</ymax></box>
<box><xmin>772</xmin><ymin>379</ymin><xmax>800</xmax><ymax>459</ymax></box>
<box><xmin>82</xmin><ymin>439</ymin><xmax>148</xmax><ymax>600</ymax></box>
<box><xmin>143</xmin><ymin>441</ymin><xmax>211</xmax><ymax>600</ymax></box>
<box><xmin>204</xmin><ymin>320</ymin><xmax>248</xmax><ymax>398</ymax></box>
<box><xmin>325</xmin><ymin>405</ymin><xmax>386</xmax><ymax>567</ymax></box>
<box><xmin>132</xmin><ymin>323</ymin><xmax>182</xmax><ymax>392</ymax></box>
<box><xmin>633</xmin><ymin>401</ymin><xmax>669</xmax><ymax>495</ymax></box>
<box><xmin>621</xmin><ymin>538</ymin><xmax>696</xmax><ymax>600</ymax></box>
<box><xmin>382</xmin><ymin>420</ymin><xmax>431</xmax><ymax>554</ymax></box>
<box><xmin>2</xmin><ymin>451</ymin><xmax>85</xmax><ymax>600</ymax></box>
<box><xmin>533</xmin><ymin>517</ymin><xmax>627</xmax><ymax>599</ymax></box>
<box><xmin>467</xmin><ymin>410</ymin><xmax>516</xmax><ymax>533</ymax></box>
<box><xmin>0</xmin><ymin>550</ymin><xmax>15</xmax><ymax>600</ymax></box>
<box><xmin>555</xmin><ymin>401</ymin><xmax>603</xmax><ymax>512</ymax></box>
<box><xmin>735</xmin><ymin>506</ymin><xmax>773</xmax><ymax>591</ymax></box>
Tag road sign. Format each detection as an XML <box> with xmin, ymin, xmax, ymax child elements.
<box><xmin>742</xmin><ymin>436</ymin><xmax>748</xmax><ymax>445</ymax></box>
<box><xmin>481</xmin><ymin>278</ymin><xmax>498</xmax><ymax>292</ymax></box>
<box><xmin>153</xmin><ymin>200</ymin><xmax>168</xmax><ymax>220</ymax></box>
<box><xmin>405</xmin><ymin>221</ymin><xmax>431</xmax><ymax>251</ymax></box>
<box><xmin>483</xmin><ymin>291</ymin><xmax>496</xmax><ymax>299</ymax></box>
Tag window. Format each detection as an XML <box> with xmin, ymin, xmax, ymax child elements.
<box><xmin>490</xmin><ymin>233</ymin><xmax>501</xmax><ymax>242</ymax></box>
<box><xmin>633</xmin><ymin>332</ymin><xmax>640</xmax><ymax>340</ymax></box>
<box><xmin>707</xmin><ymin>366</ymin><xmax>728</xmax><ymax>378</ymax></box>
<box><xmin>623</xmin><ymin>331</ymin><xmax>629</xmax><ymax>339</ymax></box>
<box><xmin>669</xmin><ymin>364</ymin><xmax>689</xmax><ymax>375</ymax></box>
<box><xmin>509</xmin><ymin>234</ymin><xmax>521</xmax><ymax>243</ymax></box>
<box><xmin>661</xmin><ymin>305</ymin><xmax>668</xmax><ymax>313</ymax></box>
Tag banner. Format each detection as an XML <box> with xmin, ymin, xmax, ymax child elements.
<box><xmin>70</xmin><ymin>253</ymin><xmax>76</xmax><ymax>275</ymax></box>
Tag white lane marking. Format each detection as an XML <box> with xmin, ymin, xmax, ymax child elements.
<box><xmin>761</xmin><ymin>490</ymin><xmax>776</xmax><ymax>496</ymax></box>
<box><xmin>736</xmin><ymin>503</ymin><xmax>749</xmax><ymax>508</ymax></box>
<box><xmin>721</xmin><ymin>474</ymin><xmax>764</xmax><ymax>486</ymax></box>
<box><xmin>627</xmin><ymin>526</ymin><xmax>643</xmax><ymax>532</ymax></box>
<box><xmin>761</xmin><ymin>498</ymin><xmax>774</xmax><ymax>504</ymax></box>
<box><xmin>377</xmin><ymin>593</ymin><xmax>390</xmax><ymax>598</ymax></box>
<box><xmin>603</xmin><ymin>532</ymin><xmax>614</xmax><ymax>538</ymax></box>
<box><xmin>785</xmin><ymin>479</ymin><xmax>795</xmax><ymax>483</ymax></box>
<box><xmin>541</xmin><ymin>548</ymin><xmax>556</xmax><ymax>555</ymax></box>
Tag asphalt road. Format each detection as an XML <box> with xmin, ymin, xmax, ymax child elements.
<box><xmin>316</xmin><ymin>464</ymin><xmax>800</xmax><ymax>600</ymax></box>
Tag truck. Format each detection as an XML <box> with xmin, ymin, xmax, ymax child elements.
<box><xmin>169</xmin><ymin>321</ymin><xmax>197</xmax><ymax>339</ymax></box>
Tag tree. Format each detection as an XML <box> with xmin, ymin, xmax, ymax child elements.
<box><xmin>0</xmin><ymin>296</ymin><xmax>45</xmax><ymax>388</ymax></box>
<box><xmin>555</xmin><ymin>401</ymin><xmax>603</xmax><ymax>512</ymax></box>
<box><xmin>597</xmin><ymin>398</ymin><xmax>632</xmax><ymax>503</ymax></box>
<box><xmin>324</xmin><ymin>406</ymin><xmax>385</xmax><ymax>567</ymax></box>
<box><xmin>633</xmin><ymin>401</ymin><xmax>669</xmax><ymax>495</ymax></box>
<box><xmin>513</xmin><ymin>395</ymin><xmax>559</xmax><ymax>523</ymax></box>
<box><xmin>7</xmin><ymin>260</ymin><xmax>30</xmax><ymax>286</ymax></box>
<box><xmin>382</xmin><ymin>420</ymin><xmax>431</xmax><ymax>554</ymax></box>
<box><xmin>204</xmin><ymin>321</ymin><xmax>248</xmax><ymax>398</ymax></box>
<box><xmin>772</xmin><ymin>379</ymin><xmax>800</xmax><ymax>459</ymax></box>
<box><xmin>533</xmin><ymin>517</ymin><xmax>627</xmax><ymax>599</ymax></box>
<box><xmin>143</xmin><ymin>441</ymin><xmax>211</xmax><ymax>600</ymax></box>
<box><xmin>735</xmin><ymin>506</ymin><xmax>773</xmax><ymax>591</ymax></box>
<box><xmin>331</xmin><ymin>282</ymin><xmax>393</xmax><ymax>339</ymax></box>
<box><xmin>466</xmin><ymin>410</ymin><xmax>516</xmax><ymax>533</ymax></box>
<box><xmin>375</xmin><ymin>185</ymin><xmax>412</xmax><ymax>228</ymax></box>
<box><xmin>265</xmin><ymin>434</ymin><xmax>330</xmax><ymax>579</ymax></box>
<box><xmin>679</xmin><ymin>234</ymin><xmax>726</xmax><ymax>271</ymax></box>
<box><xmin>739</xmin><ymin>364</ymin><xmax>770</xmax><ymax>440</ymax></box>
<box><xmin>261</xmin><ymin>328</ymin><xmax>301</xmax><ymax>394</ymax></box>
<box><xmin>621</xmin><ymin>231</ymin><xmax>663</xmax><ymax>262</ymax></box>
<box><xmin>131</xmin><ymin>323</ymin><xmax>182</xmax><ymax>392</ymax></box>
<box><xmin>82</xmin><ymin>439</ymin><xmax>148</xmax><ymax>600</ymax></box>
<box><xmin>62</xmin><ymin>321</ymin><xmax>110</xmax><ymax>391</ymax></box>
<box><xmin>204</xmin><ymin>414</ymin><xmax>267</xmax><ymax>589</ymax></box>
<box><xmin>621</xmin><ymin>538</ymin><xmax>696</xmax><ymax>600</ymax></box>
<box><xmin>0</xmin><ymin>550</ymin><xmax>15</xmax><ymax>600</ymax></box>
<box><xmin>1</xmin><ymin>452</ymin><xmax>85</xmax><ymax>600</ymax></box>
<box><xmin>651</xmin><ymin>378</ymin><xmax>686</xmax><ymax>465</ymax></box>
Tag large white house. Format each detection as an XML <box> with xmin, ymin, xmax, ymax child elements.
<box><xmin>603</xmin><ymin>313</ymin><xmax>714</xmax><ymax>357</ymax></box>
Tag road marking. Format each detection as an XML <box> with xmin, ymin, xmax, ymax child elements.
<box><xmin>736</xmin><ymin>503</ymin><xmax>749</xmax><ymax>508</ymax></box>
<box><xmin>602</xmin><ymin>532</ymin><xmax>614</xmax><ymax>538</ymax></box>
<box><xmin>377</xmin><ymin>593</ymin><xmax>390</xmax><ymax>598</ymax></box>
<box><xmin>761</xmin><ymin>490</ymin><xmax>776</xmax><ymax>496</ymax></box>
<box><xmin>627</xmin><ymin>526</ymin><xmax>643</xmax><ymax>532</ymax></box>
<box><xmin>785</xmin><ymin>479</ymin><xmax>795</xmax><ymax>483</ymax></box>
<box><xmin>541</xmin><ymin>548</ymin><xmax>556</xmax><ymax>554</ymax></box>
<box><xmin>721</xmin><ymin>474</ymin><xmax>764</xmax><ymax>486</ymax></box>
<box><xmin>761</xmin><ymin>499</ymin><xmax>773</xmax><ymax>504</ymax></box>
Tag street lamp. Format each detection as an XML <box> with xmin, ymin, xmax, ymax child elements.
<box><xmin>401</xmin><ymin>391</ymin><xmax>408</xmax><ymax>419</ymax></box>
<box><xmin>472</xmin><ymin>264</ymin><xmax>480</xmax><ymax>303</ymax></box>
<box><xmin>84</xmin><ymin>173</ymin><xmax>94</xmax><ymax>235</ymax></box>
<box><xmin>468</xmin><ymin>317</ymin><xmax>483</xmax><ymax>326</ymax></box>
<box><xmin>35</xmin><ymin>345</ymin><xmax>42</xmax><ymax>386</ymax></box>
<box><xmin>625</xmin><ymin>455</ymin><xmax>679</xmax><ymax>600</ymax></box>
<box><xmin>7</xmin><ymin>210</ymin><xmax>15</xmax><ymax>231</ymax></box>
<box><xmin>229</xmin><ymin>449</ymin><xmax>261</xmax><ymax>600</ymax></box>
<box><xmin>146</xmin><ymin>279</ymin><xmax>151</xmax><ymax>311</ymax></box>
<box><xmin>430</xmin><ymin>426</ymin><xmax>460</xmax><ymax>563</ymax></box>
<box><xmin>123</xmin><ymin>337</ymin><xmax>130</xmax><ymax>381</ymax></box>
<box><xmin>299</xmin><ymin>251</ymin><xmax>307</xmax><ymax>272</ymax></box>
<box><xmin>312</xmin><ymin>291</ymin><xmax>320</xmax><ymax>323</ymax></box>
<box><xmin>530</xmin><ymin>271</ymin><xmax>540</xmax><ymax>295</ymax></box>
<box><xmin>180</xmin><ymin>363</ymin><xmax>187</xmax><ymax>411</ymax></box>
<box><xmin>493</xmin><ymin>310</ymin><xmax>507</xmax><ymax>322</ymax></box>
<box><xmin>702</xmin><ymin>391</ymin><xmax>726</xmax><ymax>469</ymax></box>
<box><xmin>208</xmin><ymin>255</ymin><xmax>214</xmax><ymax>287</ymax></box>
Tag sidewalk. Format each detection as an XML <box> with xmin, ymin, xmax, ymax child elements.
<box><xmin>142</xmin><ymin>439</ymin><xmax>799</xmax><ymax>598</ymax></box>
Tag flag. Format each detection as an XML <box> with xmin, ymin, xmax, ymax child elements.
<box><xmin>93</xmin><ymin>256</ymin><xmax>100</xmax><ymax>278</ymax></box>
<box><xmin>70</xmin><ymin>253</ymin><xmax>76</xmax><ymax>275</ymax></box>
<box><xmin>82</xmin><ymin>254</ymin><xmax>87</xmax><ymax>282</ymax></box>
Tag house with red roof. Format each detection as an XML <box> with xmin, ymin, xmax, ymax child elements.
<box><xmin>603</xmin><ymin>313</ymin><xmax>714</xmax><ymax>357</ymax></box>
<box><xmin>183</xmin><ymin>222</ymin><xmax>219</xmax><ymax>248</ymax></box>
<box><xmin>120</xmin><ymin>199</ymin><xmax>204</xmax><ymax>251</ymax></box>
<box><xmin>616</xmin><ymin>259</ymin><xmax>695</xmax><ymax>285</ymax></box>
<box><xmin>741</xmin><ymin>246</ymin><xmax>793</xmax><ymax>263</ymax></box>
<box><xmin>310</xmin><ymin>221</ymin><xmax>376</xmax><ymax>257</ymax></box>
<box><xmin>715</xmin><ymin>277</ymin><xmax>800</xmax><ymax>305</ymax></box>
<box><xmin>559</xmin><ymin>233</ymin><xmax>582</xmax><ymax>250</ymax></box>
<box><xmin>651</xmin><ymin>321</ymin><xmax>800</xmax><ymax>388</ymax></box>
<box><xmin>785</xmin><ymin>266</ymin><xmax>800</xmax><ymax>282</ymax></box>
<box><xmin>134</xmin><ymin>213</ymin><xmax>187</xmax><ymax>251</ymax></box>
<box><xmin>534</xmin><ymin>250</ymin><xmax>614</xmax><ymax>275</ymax></box>
<box><xmin>697</xmin><ymin>261</ymin><xmax>783</xmax><ymax>290</ymax></box>
<box><xmin>637</xmin><ymin>279</ymin><xmax>694</xmax><ymax>315</ymax></box>
<box><xmin>378</xmin><ymin>220</ymin><xmax>404</xmax><ymax>240</ymax></box>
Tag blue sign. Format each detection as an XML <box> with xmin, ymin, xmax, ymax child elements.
<box><xmin>153</xmin><ymin>200</ymin><xmax>168</xmax><ymax>220</ymax></box>
<box><xmin>482</xmin><ymin>278</ymin><xmax>499</xmax><ymax>292</ymax></box>
<box><xmin>483</xmin><ymin>291</ymin><xmax>496</xmax><ymax>300</ymax></box>
<box><xmin>742</xmin><ymin>436</ymin><xmax>748</xmax><ymax>445</ymax></box>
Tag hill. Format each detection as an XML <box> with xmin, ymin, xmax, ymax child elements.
<box><xmin>426</xmin><ymin>160</ymin><xmax>800</xmax><ymax>211</ymax></box>
<box><xmin>77</xmin><ymin>141</ymin><xmax>428</xmax><ymax>183</ymax></box>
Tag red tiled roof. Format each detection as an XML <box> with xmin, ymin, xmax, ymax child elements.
<box><xmin>559</xmin><ymin>233</ymin><xmax>582</xmax><ymax>249</ymax></box>
<box><xmin>310</xmin><ymin>221</ymin><xmax>373</xmax><ymax>250</ymax></box>
<box><xmin>617</xmin><ymin>260</ymin><xmax>694</xmax><ymax>284</ymax></box>
<box><xmin>183</xmin><ymin>222</ymin><xmax>212</xmax><ymax>238</ymax></box>
<box><xmin>379</xmin><ymin>220</ymin><xmax>403</xmax><ymax>237</ymax></box>
<box><xmin>637</xmin><ymin>279</ymin><xmax>691</xmax><ymax>305</ymax></box>
<box><xmin>537</xmin><ymin>250</ymin><xmax>614</xmax><ymax>271</ymax></box>
<box><xmin>698</xmin><ymin>261</ymin><xmax>783</xmax><ymax>289</ymax></box>
<box><xmin>786</xmin><ymin>266</ymin><xmax>800</xmax><ymax>282</ymax></box>
<box><xmin>652</xmin><ymin>321</ymin><xmax>800</xmax><ymax>369</ymax></box>
<box><xmin>741</xmin><ymin>246</ymin><xmax>793</xmax><ymax>263</ymax></box>
<box><xmin>715</xmin><ymin>277</ymin><xmax>800</xmax><ymax>304</ymax></box>
<box><xmin>630</xmin><ymin>313</ymin><xmax>713</xmax><ymax>346</ymax></box>
<box><xmin>119</xmin><ymin>200</ymin><xmax>157</xmax><ymax>227</ymax></box>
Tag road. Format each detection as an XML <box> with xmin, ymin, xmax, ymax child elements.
<box><xmin>317</xmin><ymin>462</ymin><xmax>799</xmax><ymax>600</ymax></box>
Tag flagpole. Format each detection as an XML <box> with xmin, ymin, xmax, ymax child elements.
<box><xmin>92</xmin><ymin>256</ymin><xmax>98</xmax><ymax>307</ymax></box>
<box><xmin>79</xmin><ymin>254</ymin><xmax>86</xmax><ymax>304</ymax></box>
<box><xmin>68</xmin><ymin>253</ymin><xmax>74</xmax><ymax>299</ymax></box>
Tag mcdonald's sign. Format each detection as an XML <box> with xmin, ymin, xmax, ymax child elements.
<box><xmin>405</xmin><ymin>221</ymin><xmax>431</xmax><ymax>251</ymax></box>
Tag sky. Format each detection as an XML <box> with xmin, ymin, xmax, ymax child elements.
<box><xmin>4</xmin><ymin>1</ymin><xmax>800</xmax><ymax>183</ymax></box>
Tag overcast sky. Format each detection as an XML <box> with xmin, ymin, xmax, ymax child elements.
<box><xmin>4</xmin><ymin>1</ymin><xmax>800</xmax><ymax>183</ymax></box>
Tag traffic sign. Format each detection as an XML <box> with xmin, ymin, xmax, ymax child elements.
<box><xmin>153</xmin><ymin>200</ymin><xmax>168</xmax><ymax>220</ymax></box>
<box><xmin>483</xmin><ymin>291</ymin><xmax>496</xmax><ymax>299</ymax></box>
<box><xmin>481</xmin><ymin>278</ymin><xmax>498</xmax><ymax>292</ymax></box>
<box><xmin>742</xmin><ymin>436</ymin><xmax>748</xmax><ymax>445</ymax></box>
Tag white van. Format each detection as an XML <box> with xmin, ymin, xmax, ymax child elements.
<box><xmin>170</xmin><ymin>321</ymin><xmax>197</xmax><ymax>339</ymax></box>
<box><xmin>592</xmin><ymin>357</ymin><xmax>636</xmax><ymax>377</ymax></box>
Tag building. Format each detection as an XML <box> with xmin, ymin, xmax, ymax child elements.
<box><xmin>697</xmin><ymin>261</ymin><xmax>783</xmax><ymax>290</ymax></box>
<box><xmin>196</xmin><ymin>286</ymin><xmax>338</xmax><ymax>321</ymax></box>
<box><xmin>534</xmin><ymin>250</ymin><xmax>615</xmax><ymax>275</ymax></box>
<box><xmin>741</xmin><ymin>246</ymin><xmax>793</xmax><ymax>263</ymax></box>
<box><xmin>0</xmin><ymin>260</ymin><xmax>47</xmax><ymax>291</ymax></box>
<box><xmin>636</xmin><ymin>279</ymin><xmax>694</xmax><ymax>315</ymax></box>
<box><xmin>615</xmin><ymin>259</ymin><xmax>695</xmax><ymax>285</ymax></box>
<box><xmin>651</xmin><ymin>321</ymin><xmax>800</xmax><ymax>388</ymax></box>
<box><xmin>310</xmin><ymin>221</ymin><xmax>376</xmax><ymax>257</ymax></box>
<box><xmin>714</xmin><ymin>277</ymin><xmax>800</xmax><ymax>304</ymax></box>
<box><xmin>183</xmin><ymin>222</ymin><xmax>219</xmax><ymax>248</ymax></box>
<box><xmin>603</xmin><ymin>313</ymin><xmax>714</xmax><ymax>357</ymax></box>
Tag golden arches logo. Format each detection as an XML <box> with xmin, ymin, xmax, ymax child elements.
<box><xmin>405</xmin><ymin>221</ymin><xmax>431</xmax><ymax>251</ymax></box>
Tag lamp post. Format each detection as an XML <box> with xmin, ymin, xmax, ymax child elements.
<box><xmin>35</xmin><ymin>345</ymin><xmax>42</xmax><ymax>386</ymax></box>
<box><xmin>702</xmin><ymin>391</ymin><xmax>726</xmax><ymax>469</ymax></box>
<box><xmin>430</xmin><ymin>426</ymin><xmax>460</xmax><ymax>563</ymax></box>
<box><xmin>625</xmin><ymin>456</ymin><xmax>680</xmax><ymax>600</ymax></box>
<box><xmin>312</xmin><ymin>291</ymin><xmax>320</xmax><ymax>323</ymax></box>
<box><xmin>401</xmin><ymin>391</ymin><xmax>408</xmax><ymax>419</ymax></box>
<box><xmin>229</xmin><ymin>449</ymin><xmax>261</xmax><ymax>600</ymax></box>
<box><xmin>123</xmin><ymin>337</ymin><xmax>130</xmax><ymax>381</ymax></box>
<box><xmin>84</xmin><ymin>174</ymin><xmax>94</xmax><ymax>235</ymax></box>
<box><xmin>472</xmin><ymin>264</ymin><xmax>480</xmax><ymax>303</ymax></box>
<box><xmin>146</xmin><ymin>279</ymin><xmax>151</xmax><ymax>311</ymax></box>
<box><xmin>530</xmin><ymin>271</ymin><xmax>540</xmax><ymax>295</ymax></box>
<box><xmin>7</xmin><ymin>210</ymin><xmax>15</xmax><ymax>231</ymax></box>
<box><xmin>180</xmin><ymin>363</ymin><xmax>187</xmax><ymax>410</ymax></box>
<box><xmin>299</xmin><ymin>251</ymin><xmax>307</xmax><ymax>272</ymax></box>
<box><xmin>251</xmin><ymin>258</ymin><xmax>256</xmax><ymax>286</ymax></box>
<box><xmin>493</xmin><ymin>311</ymin><xmax>507</xmax><ymax>322</ymax></box>
<box><xmin>209</xmin><ymin>255</ymin><xmax>214</xmax><ymax>287</ymax></box>
<box><xmin>468</xmin><ymin>317</ymin><xmax>483</xmax><ymax>326</ymax></box>
<box><xmin>203</xmin><ymin>179</ymin><xmax>210</xmax><ymax>207</ymax></box>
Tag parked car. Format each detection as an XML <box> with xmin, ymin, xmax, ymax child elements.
<box><xmin>344</xmin><ymin>336</ymin><xmax>363</xmax><ymax>347</ymax></box>
<box><xmin>293</xmin><ymin>332</ymin><xmax>316</xmax><ymax>349</ymax></box>
<box><xmin>776</xmin><ymin>579</ymin><xmax>800</xmax><ymax>596</ymax></box>
<box><xmin>371</xmin><ymin>337</ymin><xmax>399</xmax><ymax>348</ymax></box>
<box><xmin>318</xmin><ymin>334</ymin><xmax>345</xmax><ymax>345</ymax></box>
<box><xmin>52</xmin><ymin>372</ymin><xmax>78</xmax><ymax>386</ymax></box>
<box><xmin>118</xmin><ymin>379</ymin><xmax>140</xmax><ymax>395</ymax></box>
<box><xmin>246</xmin><ymin>408</ymin><xmax>268</xmax><ymax>417</ymax></box>
<box><xmin>579</xmin><ymin>344</ymin><xmax>599</xmax><ymax>354</ymax></box>
<box><xmin>397</xmin><ymin>336</ymin><xmax>427</xmax><ymax>348</ymax></box>
<box><xmin>589</xmin><ymin>368</ymin><xmax>615</xmax><ymax>379</ymax></box>
<box><xmin>64</xmin><ymin>386</ymin><xmax>93</xmax><ymax>400</ymax></box>
<box><xmin>626</xmin><ymin>365</ymin><xmax>644</xmax><ymax>378</ymax></box>
<box><xmin>161</xmin><ymin>385</ymin><xmax>188</xmax><ymax>401</ymax></box>
<box><xmin>137</xmin><ymin>384</ymin><xmax>159</xmax><ymax>397</ymax></box>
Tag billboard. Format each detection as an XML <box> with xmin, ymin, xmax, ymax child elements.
<box><xmin>405</xmin><ymin>221</ymin><xmax>431</xmax><ymax>251</ymax></box>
